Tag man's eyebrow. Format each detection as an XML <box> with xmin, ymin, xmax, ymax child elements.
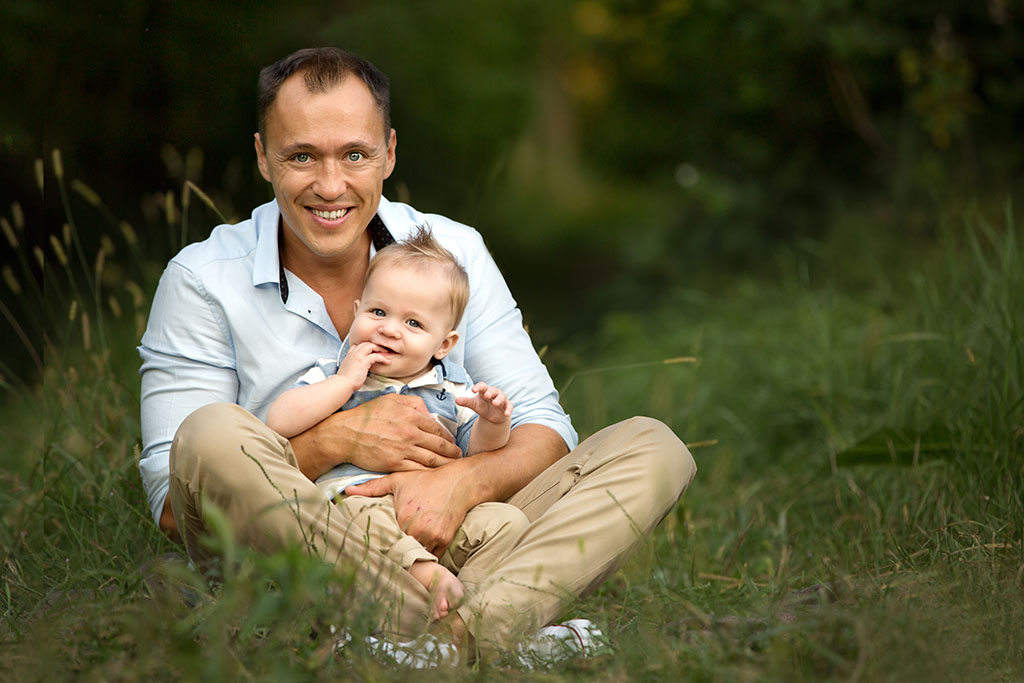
<box><xmin>277</xmin><ymin>140</ymin><xmax>381</xmax><ymax>157</ymax></box>
<box><xmin>276</xmin><ymin>142</ymin><xmax>316</xmax><ymax>157</ymax></box>
<box><xmin>337</xmin><ymin>139</ymin><xmax>382</xmax><ymax>153</ymax></box>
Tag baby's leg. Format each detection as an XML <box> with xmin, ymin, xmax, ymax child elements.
<box><xmin>336</xmin><ymin>494</ymin><xmax>466</xmax><ymax>621</ymax></box>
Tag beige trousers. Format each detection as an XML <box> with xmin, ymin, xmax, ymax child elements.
<box><xmin>335</xmin><ymin>494</ymin><xmax>529</xmax><ymax>594</ymax></box>
<box><xmin>168</xmin><ymin>403</ymin><xmax>695</xmax><ymax>652</ymax></box>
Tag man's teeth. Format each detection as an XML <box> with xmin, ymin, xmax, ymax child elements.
<box><xmin>310</xmin><ymin>208</ymin><xmax>348</xmax><ymax>220</ymax></box>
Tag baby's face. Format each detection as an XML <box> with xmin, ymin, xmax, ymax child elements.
<box><xmin>349</xmin><ymin>262</ymin><xmax>457</xmax><ymax>382</ymax></box>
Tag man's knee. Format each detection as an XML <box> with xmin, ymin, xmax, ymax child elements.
<box><xmin>463</xmin><ymin>502</ymin><xmax>529</xmax><ymax>545</ymax></box>
<box><xmin>618</xmin><ymin>416</ymin><xmax>697</xmax><ymax>498</ymax></box>
<box><xmin>484</xmin><ymin>502</ymin><xmax>530</xmax><ymax>537</ymax></box>
<box><xmin>171</xmin><ymin>402</ymin><xmax>261</xmax><ymax>479</ymax></box>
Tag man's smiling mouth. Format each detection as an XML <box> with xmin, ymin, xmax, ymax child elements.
<box><xmin>309</xmin><ymin>207</ymin><xmax>349</xmax><ymax>220</ymax></box>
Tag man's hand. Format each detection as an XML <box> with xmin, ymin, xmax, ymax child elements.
<box><xmin>344</xmin><ymin>424</ymin><xmax>570</xmax><ymax>553</ymax></box>
<box><xmin>290</xmin><ymin>393</ymin><xmax>462</xmax><ymax>481</ymax></box>
<box><xmin>345</xmin><ymin>462</ymin><xmax>475</xmax><ymax>556</ymax></box>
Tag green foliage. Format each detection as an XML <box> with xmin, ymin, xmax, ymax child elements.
<box><xmin>6</xmin><ymin>1</ymin><xmax>1022</xmax><ymax>272</ymax></box>
<box><xmin>3</xmin><ymin>1</ymin><xmax>1024</xmax><ymax>674</ymax></box>
<box><xmin>5</xmin><ymin>152</ymin><xmax>1021</xmax><ymax>678</ymax></box>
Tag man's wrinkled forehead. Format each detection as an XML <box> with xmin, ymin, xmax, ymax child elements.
<box><xmin>263</xmin><ymin>70</ymin><xmax>390</xmax><ymax>142</ymax></box>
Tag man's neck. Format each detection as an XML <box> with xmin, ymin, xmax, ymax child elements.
<box><xmin>279</xmin><ymin>224</ymin><xmax>372</xmax><ymax>293</ymax></box>
<box><xmin>278</xmin><ymin>220</ymin><xmax>372</xmax><ymax>337</ymax></box>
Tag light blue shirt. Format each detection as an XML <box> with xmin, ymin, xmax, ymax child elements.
<box><xmin>138</xmin><ymin>197</ymin><xmax>577</xmax><ymax>525</ymax></box>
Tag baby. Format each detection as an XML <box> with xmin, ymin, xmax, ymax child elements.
<box><xmin>267</xmin><ymin>227</ymin><xmax>525</xmax><ymax>620</ymax></box>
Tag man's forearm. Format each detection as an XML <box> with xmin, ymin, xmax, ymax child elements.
<box><xmin>289</xmin><ymin>393</ymin><xmax>465</xmax><ymax>482</ymax></box>
<box><xmin>460</xmin><ymin>423</ymin><xmax>569</xmax><ymax>505</ymax></box>
<box><xmin>289</xmin><ymin>425</ymin><xmax>338</xmax><ymax>481</ymax></box>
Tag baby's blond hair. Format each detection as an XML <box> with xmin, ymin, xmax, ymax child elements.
<box><xmin>366</xmin><ymin>226</ymin><xmax>470</xmax><ymax>329</ymax></box>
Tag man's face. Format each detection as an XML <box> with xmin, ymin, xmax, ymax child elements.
<box><xmin>255</xmin><ymin>73</ymin><xmax>396</xmax><ymax>265</ymax></box>
<box><xmin>349</xmin><ymin>261</ymin><xmax>458</xmax><ymax>383</ymax></box>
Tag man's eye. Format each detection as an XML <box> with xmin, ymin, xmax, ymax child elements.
<box><xmin>293</xmin><ymin>153</ymin><xmax>312</xmax><ymax>163</ymax></box>
<box><xmin>346</xmin><ymin>151</ymin><xmax>365</xmax><ymax>162</ymax></box>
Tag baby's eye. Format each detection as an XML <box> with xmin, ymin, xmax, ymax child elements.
<box><xmin>407</xmin><ymin>319</ymin><xmax>421</xmax><ymax>329</ymax></box>
<box><xmin>371</xmin><ymin>308</ymin><xmax>385</xmax><ymax>317</ymax></box>
<box><xmin>346</xmin><ymin>151</ymin><xmax>365</xmax><ymax>162</ymax></box>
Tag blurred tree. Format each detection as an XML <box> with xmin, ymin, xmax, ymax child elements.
<box><xmin>1</xmin><ymin>0</ymin><xmax>1021</xmax><ymax>346</ymax></box>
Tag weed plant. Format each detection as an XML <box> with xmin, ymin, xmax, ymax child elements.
<box><xmin>1</xmin><ymin>154</ymin><xmax>1021</xmax><ymax>681</ymax></box>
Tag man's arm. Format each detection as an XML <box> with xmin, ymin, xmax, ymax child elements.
<box><xmin>289</xmin><ymin>393</ymin><xmax>463</xmax><ymax>481</ymax></box>
<box><xmin>139</xmin><ymin>261</ymin><xmax>241</xmax><ymax>536</ymax></box>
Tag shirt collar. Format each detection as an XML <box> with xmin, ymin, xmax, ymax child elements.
<box><xmin>251</xmin><ymin>201</ymin><xmax>284</xmax><ymax>288</ymax></box>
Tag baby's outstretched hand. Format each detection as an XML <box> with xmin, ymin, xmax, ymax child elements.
<box><xmin>336</xmin><ymin>341</ymin><xmax>389</xmax><ymax>388</ymax></box>
<box><xmin>456</xmin><ymin>382</ymin><xmax>513</xmax><ymax>424</ymax></box>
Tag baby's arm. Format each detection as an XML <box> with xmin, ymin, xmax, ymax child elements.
<box><xmin>266</xmin><ymin>342</ymin><xmax>390</xmax><ymax>437</ymax></box>
<box><xmin>456</xmin><ymin>382</ymin><xmax>513</xmax><ymax>455</ymax></box>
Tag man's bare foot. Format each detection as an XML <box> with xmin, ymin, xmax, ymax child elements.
<box><xmin>409</xmin><ymin>560</ymin><xmax>465</xmax><ymax>620</ymax></box>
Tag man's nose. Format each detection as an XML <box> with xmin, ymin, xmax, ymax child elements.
<box><xmin>313</xmin><ymin>160</ymin><xmax>347</xmax><ymax>199</ymax></box>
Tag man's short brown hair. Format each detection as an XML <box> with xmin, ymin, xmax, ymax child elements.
<box><xmin>257</xmin><ymin>47</ymin><xmax>391</xmax><ymax>142</ymax></box>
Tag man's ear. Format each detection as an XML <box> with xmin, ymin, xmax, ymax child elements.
<box><xmin>255</xmin><ymin>133</ymin><xmax>271</xmax><ymax>182</ymax></box>
<box><xmin>433</xmin><ymin>330</ymin><xmax>458</xmax><ymax>360</ymax></box>
<box><xmin>383</xmin><ymin>128</ymin><xmax>397</xmax><ymax>180</ymax></box>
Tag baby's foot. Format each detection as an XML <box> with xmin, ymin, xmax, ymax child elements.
<box><xmin>409</xmin><ymin>560</ymin><xmax>465</xmax><ymax>620</ymax></box>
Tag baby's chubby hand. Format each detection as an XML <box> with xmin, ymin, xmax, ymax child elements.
<box><xmin>335</xmin><ymin>341</ymin><xmax>390</xmax><ymax>388</ymax></box>
<box><xmin>455</xmin><ymin>382</ymin><xmax>513</xmax><ymax>424</ymax></box>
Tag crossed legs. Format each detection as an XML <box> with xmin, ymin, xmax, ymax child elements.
<box><xmin>168</xmin><ymin>404</ymin><xmax>696</xmax><ymax>656</ymax></box>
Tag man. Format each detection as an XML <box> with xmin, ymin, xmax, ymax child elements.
<box><xmin>139</xmin><ymin>46</ymin><xmax>695</xmax><ymax>660</ymax></box>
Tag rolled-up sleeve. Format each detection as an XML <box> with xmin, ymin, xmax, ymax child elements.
<box><xmin>459</xmin><ymin>233</ymin><xmax>578</xmax><ymax>451</ymax></box>
<box><xmin>138</xmin><ymin>261</ymin><xmax>239</xmax><ymax>524</ymax></box>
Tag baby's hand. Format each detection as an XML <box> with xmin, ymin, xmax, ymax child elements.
<box><xmin>456</xmin><ymin>382</ymin><xmax>513</xmax><ymax>424</ymax></box>
<box><xmin>336</xmin><ymin>341</ymin><xmax>389</xmax><ymax>388</ymax></box>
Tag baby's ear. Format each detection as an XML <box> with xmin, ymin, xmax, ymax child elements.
<box><xmin>433</xmin><ymin>330</ymin><xmax>459</xmax><ymax>360</ymax></box>
<box><xmin>353</xmin><ymin>299</ymin><xmax>361</xmax><ymax>314</ymax></box>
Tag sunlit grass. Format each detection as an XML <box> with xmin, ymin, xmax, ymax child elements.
<box><xmin>1</xmin><ymin>154</ymin><xmax>1021</xmax><ymax>680</ymax></box>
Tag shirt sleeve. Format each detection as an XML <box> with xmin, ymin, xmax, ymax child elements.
<box><xmin>459</xmin><ymin>233</ymin><xmax>578</xmax><ymax>451</ymax></box>
<box><xmin>296</xmin><ymin>360</ymin><xmax>334</xmax><ymax>386</ymax></box>
<box><xmin>138</xmin><ymin>261</ymin><xmax>239</xmax><ymax>525</ymax></box>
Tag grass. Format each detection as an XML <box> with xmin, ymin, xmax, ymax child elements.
<box><xmin>1</xmin><ymin>155</ymin><xmax>1022</xmax><ymax>681</ymax></box>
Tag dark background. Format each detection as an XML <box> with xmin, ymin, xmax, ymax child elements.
<box><xmin>2</xmin><ymin>0</ymin><xmax>1022</xmax><ymax>372</ymax></box>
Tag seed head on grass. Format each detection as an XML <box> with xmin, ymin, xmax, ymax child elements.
<box><xmin>119</xmin><ymin>221</ymin><xmax>137</xmax><ymax>246</ymax></box>
<box><xmin>51</xmin><ymin>148</ymin><xmax>64</xmax><ymax>179</ymax></box>
<box><xmin>49</xmin><ymin>235</ymin><xmax>68</xmax><ymax>267</ymax></box>
<box><xmin>2</xmin><ymin>217</ymin><xmax>18</xmax><ymax>248</ymax></box>
<box><xmin>3</xmin><ymin>266</ymin><xmax>21</xmax><ymax>295</ymax></box>
<box><xmin>71</xmin><ymin>179</ymin><xmax>103</xmax><ymax>208</ymax></box>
